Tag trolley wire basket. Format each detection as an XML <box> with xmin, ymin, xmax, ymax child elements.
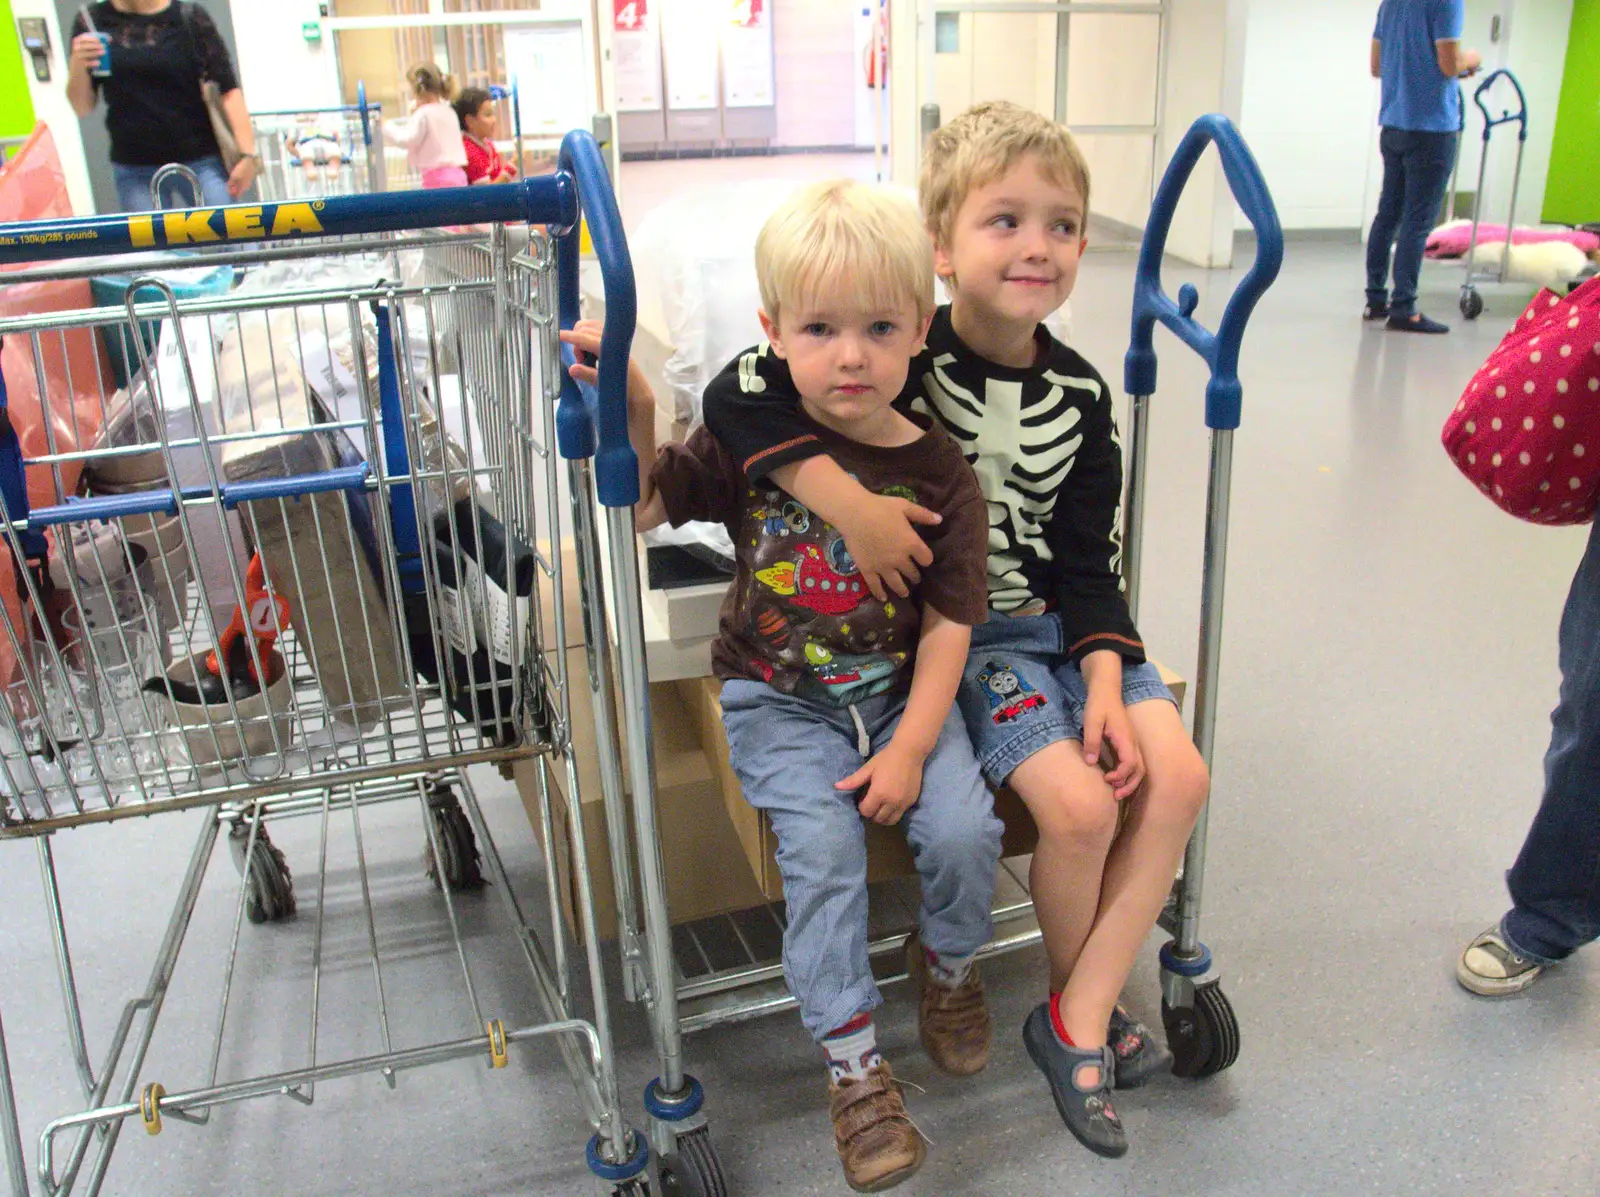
<box><xmin>0</xmin><ymin>139</ymin><xmax>659</xmax><ymax>1195</ymax></box>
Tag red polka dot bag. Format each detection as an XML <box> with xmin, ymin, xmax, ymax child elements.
<box><xmin>1442</xmin><ymin>275</ymin><xmax>1600</xmax><ymax>526</ymax></box>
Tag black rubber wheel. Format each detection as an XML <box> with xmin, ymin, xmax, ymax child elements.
<box><xmin>425</xmin><ymin>785</ymin><xmax>485</xmax><ymax>891</ymax></box>
<box><xmin>659</xmin><ymin>1127</ymin><xmax>727</xmax><ymax>1197</ymax></box>
<box><xmin>1460</xmin><ymin>288</ymin><xmax>1484</xmax><ymax>320</ymax></box>
<box><xmin>1163</xmin><ymin>979</ymin><xmax>1239</xmax><ymax>1079</ymax></box>
<box><xmin>228</xmin><ymin>822</ymin><xmax>296</xmax><ymax>924</ymax></box>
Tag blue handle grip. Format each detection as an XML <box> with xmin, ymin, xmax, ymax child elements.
<box><xmin>1124</xmin><ymin>114</ymin><xmax>1283</xmax><ymax>430</ymax></box>
<box><xmin>23</xmin><ymin>466</ymin><xmax>371</xmax><ymax>527</ymax></box>
<box><xmin>1473</xmin><ymin>69</ymin><xmax>1528</xmax><ymax>142</ymax></box>
<box><xmin>554</xmin><ymin>130</ymin><xmax>638</xmax><ymax>508</ymax></box>
<box><xmin>358</xmin><ymin>81</ymin><xmax>372</xmax><ymax>148</ymax></box>
<box><xmin>0</xmin><ymin>345</ymin><xmax>48</xmax><ymax>562</ymax></box>
<box><xmin>221</xmin><ymin>464</ymin><xmax>372</xmax><ymax>509</ymax></box>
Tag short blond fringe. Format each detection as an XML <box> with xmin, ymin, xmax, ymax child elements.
<box><xmin>920</xmin><ymin>101</ymin><xmax>1092</xmax><ymax>246</ymax></box>
<box><xmin>755</xmin><ymin>180</ymin><xmax>936</xmax><ymax>324</ymax></box>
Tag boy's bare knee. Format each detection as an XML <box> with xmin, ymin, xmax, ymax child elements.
<box><xmin>1149</xmin><ymin>750</ymin><xmax>1209</xmax><ymax>826</ymax></box>
<box><xmin>1028</xmin><ymin>781</ymin><xmax>1118</xmax><ymax>850</ymax></box>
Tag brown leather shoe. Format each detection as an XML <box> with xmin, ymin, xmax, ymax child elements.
<box><xmin>906</xmin><ymin>931</ymin><xmax>991</xmax><ymax>1076</ymax></box>
<box><xmin>829</xmin><ymin>1062</ymin><xmax>926</xmax><ymax>1192</ymax></box>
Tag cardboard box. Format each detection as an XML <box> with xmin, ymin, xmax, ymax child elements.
<box><xmin>680</xmin><ymin>666</ymin><xmax>1188</xmax><ymax>903</ymax></box>
<box><xmin>517</xmin><ymin>644</ymin><xmax>768</xmax><ymax>942</ymax></box>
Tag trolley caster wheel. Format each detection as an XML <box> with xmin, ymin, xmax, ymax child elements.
<box><xmin>1460</xmin><ymin>288</ymin><xmax>1484</xmax><ymax>320</ymax></box>
<box><xmin>1163</xmin><ymin>979</ymin><xmax>1240</xmax><ymax>1079</ymax></box>
<box><xmin>228</xmin><ymin>822</ymin><xmax>296</xmax><ymax>924</ymax></box>
<box><xmin>658</xmin><ymin>1127</ymin><xmax>728</xmax><ymax>1197</ymax></box>
<box><xmin>611</xmin><ymin>1182</ymin><xmax>652</xmax><ymax>1197</ymax></box>
<box><xmin>424</xmin><ymin>785</ymin><xmax>484</xmax><ymax>892</ymax></box>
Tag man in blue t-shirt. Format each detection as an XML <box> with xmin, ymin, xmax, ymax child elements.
<box><xmin>1365</xmin><ymin>0</ymin><xmax>1481</xmax><ymax>334</ymax></box>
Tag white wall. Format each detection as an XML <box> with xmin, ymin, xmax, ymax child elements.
<box><xmin>1238</xmin><ymin>0</ymin><xmax>1377</xmax><ymax>231</ymax></box>
<box><xmin>13</xmin><ymin>0</ymin><xmax>94</xmax><ymax>215</ymax></box>
<box><xmin>1489</xmin><ymin>0</ymin><xmax>1572</xmax><ymax>227</ymax></box>
<box><xmin>229</xmin><ymin>0</ymin><xmax>341</xmax><ymax>113</ymax></box>
<box><xmin>771</xmin><ymin>0</ymin><xmax>856</xmax><ymax>147</ymax></box>
<box><xmin>1156</xmin><ymin>0</ymin><xmax>1250</xmax><ymax>267</ymax></box>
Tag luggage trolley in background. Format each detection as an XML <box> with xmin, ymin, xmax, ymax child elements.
<box><xmin>596</xmin><ymin>112</ymin><xmax>1281</xmax><ymax>1171</ymax></box>
<box><xmin>1456</xmin><ymin>69</ymin><xmax>1528</xmax><ymax>321</ymax></box>
<box><xmin>0</xmin><ymin>137</ymin><xmax>660</xmax><ymax>1195</ymax></box>
<box><xmin>1122</xmin><ymin>114</ymin><xmax>1283</xmax><ymax>1074</ymax></box>
<box><xmin>251</xmin><ymin>82</ymin><xmax>386</xmax><ymax>201</ymax></box>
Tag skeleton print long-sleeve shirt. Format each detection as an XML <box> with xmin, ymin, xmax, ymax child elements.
<box><xmin>702</xmin><ymin>307</ymin><xmax>1145</xmax><ymax>665</ymax></box>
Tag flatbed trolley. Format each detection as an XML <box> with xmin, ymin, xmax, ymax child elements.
<box><xmin>601</xmin><ymin>112</ymin><xmax>1284</xmax><ymax>1189</ymax></box>
<box><xmin>0</xmin><ymin>133</ymin><xmax>663</xmax><ymax>1195</ymax></box>
<box><xmin>1456</xmin><ymin>69</ymin><xmax>1528</xmax><ymax>321</ymax></box>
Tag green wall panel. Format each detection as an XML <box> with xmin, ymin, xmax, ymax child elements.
<box><xmin>1545</xmin><ymin>0</ymin><xmax>1598</xmax><ymax>225</ymax></box>
<box><xmin>0</xmin><ymin>0</ymin><xmax>37</xmax><ymax>139</ymax></box>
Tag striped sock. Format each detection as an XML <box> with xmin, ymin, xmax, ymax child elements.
<box><xmin>822</xmin><ymin>1013</ymin><xmax>883</xmax><ymax>1083</ymax></box>
<box><xmin>924</xmin><ymin>946</ymin><xmax>974</xmax><ymax>988</ymax></box>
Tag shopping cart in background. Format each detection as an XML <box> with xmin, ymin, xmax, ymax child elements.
<box><xmin>251</xmin><ymin>82</ymin><xmax>386</xmax><ymax>201</ymax></box>
<box><xmin>0</xmin><ymin>139</ymin><xmax>662</xmax><ymax>1196</ymax></box>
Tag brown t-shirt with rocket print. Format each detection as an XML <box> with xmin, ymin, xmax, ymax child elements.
<box><xmin>650</xmin><ymin>345</ymin><xmax>990</xmax><ymax>708</ymax></box>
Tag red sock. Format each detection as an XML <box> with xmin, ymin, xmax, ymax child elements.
<box><xmin>1049</xmin><ymin>990</ymin><xmax>1076</xmax><ymax>1046</ymax></box>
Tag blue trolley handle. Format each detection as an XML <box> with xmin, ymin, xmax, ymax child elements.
<box><xmin>357</xmin><ymin>81</ymin><xmax>372</xmax><ymax>148</ymax></box>
<box><xmin>1473</xmin><ymin>69</ymin><xmax>1528</xmax><ymax>142</ymax></box>
<box><xmin>554</xmin><ymin>130</ymin><xmax>638</xmax><ymax>507</ymax></box>
<box><xmin>1124</xmin><ymin>114</ymin><xmax>1284</xmax><ymax>430</ymax></box>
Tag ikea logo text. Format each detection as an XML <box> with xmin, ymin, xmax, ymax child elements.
<box><xmin>127</xmin><ymin>202</ymin><xmax>325</xmax><ymax>248</ymax></box>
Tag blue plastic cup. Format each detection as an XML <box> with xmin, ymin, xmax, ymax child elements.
<box><xmin>89</xmin><ymin>32</ymin><xmax>111</xmax><ymax>78</ymax></box>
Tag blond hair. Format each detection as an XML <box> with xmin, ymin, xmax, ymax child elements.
<box><xmin>755</xmin><ymin>180</ymin><xmax>936</xmax><ymax>324</ymax></box>
<box><xmin>407</xmin><ymin>63</ymin><xmax>457</xmax><ymax>102</ymax></box>
<box><xmin>920</xmin><ymin>101</ymin><xmax>1092</xmax><ymax>247</ymax></box>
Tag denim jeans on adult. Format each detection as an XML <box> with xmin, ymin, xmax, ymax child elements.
<box><xmin>112</xmin><ymin>155</ymin><xmax>231</xmax><ymax>212</ymax></box>
<box><xmin>720</xmin><ymin>679</ymin><xmax>1003</xmax><ymax>1039</ymax></box>
<box><xmin>1365</xmin><ymin>128</ymin><xmax>1457</xmax><ymax>319</ymax></box>
<box><xmin>1501</xmin><ymin>519</ymin><xmax>1600</xmax><ymax>963</ymax></box>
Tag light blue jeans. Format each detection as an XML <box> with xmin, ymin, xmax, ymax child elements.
<box><xmin>112</xmin><ymin>155</ymin><xmax>231</xmax><ymax>212</ymax></box>
<box><xmin>720</xmin><ymin>679</ymin><xmax>1003</xmax><ymax>1039</ymax></box>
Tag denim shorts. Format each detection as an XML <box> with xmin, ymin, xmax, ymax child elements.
<box><xmin>956</xmin><ymin>610</ymin><xmax>1177</xmax><ymax>786</ymax></box>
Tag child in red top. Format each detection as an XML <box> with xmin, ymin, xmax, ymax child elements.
<box><xmin>453</xmin><ymin>87</ymin><xmax>517</xmax><ymax>185</ymax></box>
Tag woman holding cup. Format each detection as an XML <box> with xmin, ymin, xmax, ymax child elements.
<box><xmin>66</xmin><ymin>1</ymin><xmax>259</xmax><ymax>210</ymax></box>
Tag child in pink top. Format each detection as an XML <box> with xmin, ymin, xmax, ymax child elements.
<box><xmin>384</xmin><ymin>64</ymin><xmax>468</xmax><ymax>188</ymax></box>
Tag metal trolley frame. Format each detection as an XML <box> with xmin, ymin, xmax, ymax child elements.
<box><xmin>1455</xmin><ymin>69</ymin><xmax>1529</xmax><ymax>322</ymax></box>
<box><xmin>0</xmin><ymin>135</ymin><xmax>665</xmax><ymax>1195</ymax></box>
<box><xmin>251</xmin><ymin>83</ymin><xmax>387</xmax><ymax>202</ymax></box>
<box><xmin>602</xmin><ymin>113</ymin><xmax>1284</xmax><ymax>1178</ymax></box>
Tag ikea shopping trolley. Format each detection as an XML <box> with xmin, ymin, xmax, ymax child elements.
<box><xmin>0</xmin><ymin>134</ymin><xmax>664</xmax><ymax>1195</ymax></box>
<box><xmin>602</xmin><ymin>114</ymin><xmax>1283</xmax><ymax>1177</ymax></box>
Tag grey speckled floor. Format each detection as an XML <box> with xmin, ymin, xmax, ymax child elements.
<box><xmin>4</xmin><ymin>241</ymin><xmax>1598</xmax><ymax>1197</ymax></box>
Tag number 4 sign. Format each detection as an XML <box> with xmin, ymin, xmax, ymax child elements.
<box><xmin>614</xmin><ymin>0</ymin><xmax>647</xmax><ymax>31</ymax></box>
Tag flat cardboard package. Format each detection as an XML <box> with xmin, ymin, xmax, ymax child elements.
<box><xmin>518</xmin><ymin>644</ymin><xmax>768</xmax><ymax>942</ymax></box>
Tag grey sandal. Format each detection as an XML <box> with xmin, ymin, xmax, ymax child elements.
<box><xmin>1022</xmin><ymin>1003</ymin><xmax>1128</xmax><ymax>1158</ymax></box>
